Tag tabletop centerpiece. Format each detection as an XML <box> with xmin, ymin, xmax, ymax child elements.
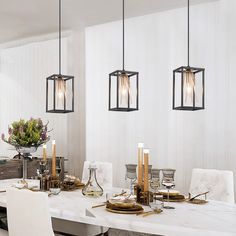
<box><xmin>2</xmin><ymin>118</ymin><xmax>50</xmax><ymax>179</ymax></box>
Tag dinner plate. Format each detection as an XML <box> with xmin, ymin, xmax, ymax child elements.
<box><xmin>106</xmin><ymin>208</ymin><xmax>144</xmax><ymax>214</ymax></box>
<box><xmin>158</xmin><ymin>190</ymin><xmax>180</xmax><ymax>196</ymax></box>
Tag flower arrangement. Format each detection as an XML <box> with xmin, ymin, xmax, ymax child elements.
<box><xmin>2</xmin><ymin>118</ymin><xmax>50</xmax><ymax>148</ymax></box>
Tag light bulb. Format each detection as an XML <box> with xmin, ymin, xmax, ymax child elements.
<box><xmin>119</xmin><ymin>73</ymin><xmax>131</xmax><ymax>105</ymax></box>
<box><xmin>183</xmin><ymin>70</ymin><xmax>195</xmax><ymax>103</ymax></box>
<box><xmin>55</xmin><ymin>78</ymin><xmax>66</xmax><ymax>105</ymax></box>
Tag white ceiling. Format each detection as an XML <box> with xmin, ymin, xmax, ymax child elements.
<box><xmin>0</xmin><ymin>0</ymin><xmax>216</xmax><ymax>44</ymax></box>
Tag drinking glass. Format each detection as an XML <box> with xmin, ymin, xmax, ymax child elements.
<box><xmin>161</xmin><ymin>169</ymin><xmax>176</xmax><ymax>209</ymax></box>
<box><xmin>150</xmin><ymin>169</ymin><xmax>160</xmax><ymax>204</ymax></box>
<box><xmin>125</xmin><ymin>164</ymin><xmax>137</xmax><ymax>195</ymax></box>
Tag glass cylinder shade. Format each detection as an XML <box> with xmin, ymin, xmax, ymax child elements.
<box><xmin>109</xmin><ymin>70</ymin><xmax>139</xmax><ymax>112</ymax></box>
<box><xmin>46</xmin><ymin>74</ymin><xmax>74</xmax><ymax>113</ymax></box>
<box><xmin>173</xmin><ymin>66</ymin><xmax>205</xmax><ymax>111</ymax></box>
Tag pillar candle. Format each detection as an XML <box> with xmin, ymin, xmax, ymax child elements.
<box><xmin>143</xmin><ymin>149</ymin><xmax>149</xmax><ymax>192</ymax></box>
<box><xmin>52</xmin><ymin>140</ymin><xmax>56</xmax><ymax>177</ymax></box>
<box><xmin>43</xmin><ymin>144</ymin><xmax>47</xmax><ymax>161</ymax></box>
<box><xmin>137</xmin><ymin>143</ymin><xmax>144</xmax><ymax>185</ymax></box>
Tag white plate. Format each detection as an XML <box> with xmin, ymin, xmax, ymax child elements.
<box><xmin>158</xmin><ymin>189</ymin><xmax>180</xmax><ymax>196</ymax></box>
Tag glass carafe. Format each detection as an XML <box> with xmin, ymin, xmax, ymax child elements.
<box><xmin>82</xmin><ymin>166</ymin><xmax>103</xmax><ymax>197</ymax></box>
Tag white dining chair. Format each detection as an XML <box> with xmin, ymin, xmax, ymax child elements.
<box><xmin>7</xmin><ymin>188</ymin><xmax>54</xmax><ymax>236</ymax></box>
<box><xmin>189</xmin><ymin>168</ymin><xmax>235</xmax><ymax>203</ymax></box>
<box><xmin>82</xmin><ymin>161</ymin><xmax>113</xmax><ymax>190</ymax></box>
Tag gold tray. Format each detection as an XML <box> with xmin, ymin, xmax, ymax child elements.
<box><xmin>106</xmin><ymin>208</ymin><xmax>144</xmax><ymax>214</ymax></box>
<box><xmin>187</xmin><ymin>199</ymin><xmax>208</xmax><ymax>204</ymax></box>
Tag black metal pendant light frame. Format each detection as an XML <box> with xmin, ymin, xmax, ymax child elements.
<box><xmin>46</xmin><ymin>0</ymin><xmax>74</xmax><ymax>113</ymax></box>
<box><xmin>172</xmin><ymin>0</ymin><xmax>205</xmax><ymax>111</ymax></box>
<box><xmin>108</xmin><ymin>0</ymin><xmax>139</xmax><ymax>112</ymax></box>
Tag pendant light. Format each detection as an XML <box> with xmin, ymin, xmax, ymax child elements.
<box><xmin>172</xmin><ymin>0</ymin><xmax>205</xmax><ymax>111</ymax></box>
<box><xmin>46</xmin><ymin>0</ymin><xmax>74</xmax><ymax>113</ymax></box>
<box><xmin>108</xmin><ymin>0</ymin><xmax>139</xmax><ymax>112</ymax></box>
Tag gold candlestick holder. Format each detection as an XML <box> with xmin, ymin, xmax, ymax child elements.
<box><xmin>48</xmin><ymin>175</ymin><xmax>61</xmax><ymax>189</ymax></box>
<box><xmin>135</xmin><ymin>184</ymin><xmax>153</xmax><ymax>206</ymax></box>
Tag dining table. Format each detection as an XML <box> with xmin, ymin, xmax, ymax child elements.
<box><xmin>0</xmin><ymin>179</ymin><xmax>235</xmax><ymax>236</ymax></box>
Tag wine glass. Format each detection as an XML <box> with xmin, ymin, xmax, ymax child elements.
<box><xmin>125</xmin><ymin>164</ymin><xmax>137</xmax><ymax>195</ymax></box>
<box><xmin>150</xmin><ymin>169</ymin><xmax>160</xmax><ymax>204</ymax></box>
<box><xmin>162</xmin><ymin>169</ymin><xmax>176</xmax><ymax>209</ymax></box>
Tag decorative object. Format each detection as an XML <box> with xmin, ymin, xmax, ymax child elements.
<box><xmin>125</xmin><ymin>164</ymin><xmax>137</xmax><ymax>195</ymax></box>
<box><xmin>137</xmin><ymin>143</ymin><xmax>144</xmax><ymax>185</ymax></box>
<box><xmin>37</xmin><ymin>160</ymin><xmax>50</xmax><ymax>191</ymax></box>
<box><xmin>135</xmin><ymin>149</ymin><xmax>151</xmax><ymax>206</ymax></box>
<box><xmin>172</xmin><ymin>0</ymin><xmax>205</xmax><ymax>111</ymax></box>
<box><xmin>52</xmin><ymin>140</ymin><xmax>56</xmax><ymax>177</ymax></box>
<box><xmin>2</xmin><ymin>118</ymin><xmax>50</xmax><ymax>179</ymax></box>
<box><xmin>48</xmin><ymin>175</ymin><xmax>61</xmax><ymax>189</ymax></box>
<box><xmin>143</xmin><ymin>149</ymin><xmax>149</xmax><ymax>192</ymax></box>
<box><xmin>61</xmin><ymin>175</ymin><xmax>84</xmax><ymax>191</ymax></box>
<box><xmin>46</xmin><ymin>0</ymin><xmax>74</xmax><ymax>113</ymax></box>
<box><xmin>82</xmin><ymin>164</ymin><xmax>103</xmax><ymax>197</ymax></box>
<box><xmin>42</xmin><ymin>144</ymin><xmax>47</xmax><ymax>161</ymax></box>
<box><xmin>161</xmin><ymin>169</ymin><xmax>176</xmax><ymax>209</ymax></box>
<box><xmin>108</xmin><ymin>0</ymin><xmax>139</xmax><ymax>112</ymax></box>
<box><xmin>142</xmin><ymin>164</ymin><xmax>152</xmax><ymax>181</ymax></box>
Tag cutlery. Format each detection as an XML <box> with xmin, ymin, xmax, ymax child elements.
<box><xmin>189</xmin><ymin>191</ymin><xmax>209</xmax><ymax>201</ymax></box>
<box><xmin>136</xmin><ymin>210</ymin><xmax>152</xmax><ymax>216</ymax></box>
<box><xmin>92</xmin><ymin>203</ymin><xmax>107</xmax><ymax>208</ymax></box>
<box><xmin>142</xmin><ymin>209</ymin><xmax>163</xmax><ymax>217</ymax></box>
<box><xmin>114</xmin><ymin>190</ymin><xmax>127</xmax><ymax>197</ymax></box>
<box><xmin>48</xmin><ymin>191</ymin><xmax>61</xmax><ymax>197</ymax></box>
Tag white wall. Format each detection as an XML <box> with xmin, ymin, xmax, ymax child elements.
<box><xmin>67</xmin><ymin>30</ymin><xmax>86</xmax><ymax>178</ymax></box>
<box><xmin>0</xmin><ymin>38</ymin><xmax>68</xmax><ymax>158</ymax></box>
<box><xmin>85</xmin><ymin>0</ymin><xmax>236</xmax><ymax>195</ymax></box>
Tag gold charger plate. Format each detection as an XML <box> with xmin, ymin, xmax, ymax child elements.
<box><xmin>162</xmin><ymin>198</ymin><xmax>186</xmax><ymax>202</ymax></box>
<box><xmin>106</xmin><ymin>208</ymin><xmax>144</xmax><ymax>214</ymax></box>
<box><xmin>161</xmin><ymin>194</ymin><xmax>186</xmax><ymax>202</ymax></box>
<box><xmin>158</xmin><ymin>190</ymin><xmax>180</xmax><ymax>196</ymax></box>
<box><xmin>186</xmin><ymin>199</ymin><xmax>208</xmax><ymax>204</ymax></box>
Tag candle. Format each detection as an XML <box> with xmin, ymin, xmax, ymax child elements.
<box><xmin>52</xmin><ymin>140</ymin><xmax>56</xmax><ymax>177</ymax></box>
<box><xmin>143</xmin><ymin>149</ymin><xmax>149</xmax><ymax>192</ymax></box>
<box><xmin>43</xmin><ymin>144</ymin><xmax>47</xmax><ymax>161</ymax></box>
<box><xmin>138</xmin><ymin>143</ymin><xmax>144</xmax><ymax>185</ymax></box>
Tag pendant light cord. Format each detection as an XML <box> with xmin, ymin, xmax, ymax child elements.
<box><xmin>122</xmin><ymin>0</ymin><xmax>125</xmax><ymax>71</ymax></box>
<box><xmin>59</xmin><ymin>0</ymin><xmax>62</xmax><ymax>75</ymax></box>
<box><xmin>187</xmin><ymin>0</ymin><xmax>190</xmax><ymax>67</ymax></box>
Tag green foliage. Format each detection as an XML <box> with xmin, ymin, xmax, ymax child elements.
<box><xmin>2</xmin><ymin>118</ymin><xmax>50</xmax><ymax>148</ymax></box>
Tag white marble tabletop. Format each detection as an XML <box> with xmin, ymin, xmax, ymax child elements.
<box><xmin>0</xmin><ymin>179</ymin><xmax>235</xmax><ymax>236</ymax></box>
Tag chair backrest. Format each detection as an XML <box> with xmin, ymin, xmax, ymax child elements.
<box><xmin>82</xmin><ymin>161</ymin><xmax>113</xmax><ymax>190</ymax></box>
<box><xmin>189</xmin><ymin>168</ymin><xmax>235</xmax><ymax>203</ymax></box>
<box><xmin>6</xmin><ymin>188</ymin><xmax>54</xmax><ymax>236</ymax></box>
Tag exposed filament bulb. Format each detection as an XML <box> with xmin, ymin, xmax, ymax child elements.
<box><xmin>56</xmin><ymin>78</ymin><xmax>66</xmax><ymax>105</ymax></box>
<box><xmin>119</xmin><ymin>73</ymin><xmax>131</xmax><ymax>105</ymax></box>
<box><xmin>184</xmin><ymin>70</ymin><xmax>195</xmax><ymax>103</ymax></box>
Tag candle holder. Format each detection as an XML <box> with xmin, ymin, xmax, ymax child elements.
<box><xmin>49</xmin><ymin>175</ymin><xmax>61</xmax><ymax>189</ymax></box>
<box><xmin>36</xmin><ymin>160</ymin><xmax>50</xmax><ymax>191</ymax></box>
<box><xmin>135</xmin><ymin>184</ymin><xmax>153</xmax><ymax>206</ymax></box>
